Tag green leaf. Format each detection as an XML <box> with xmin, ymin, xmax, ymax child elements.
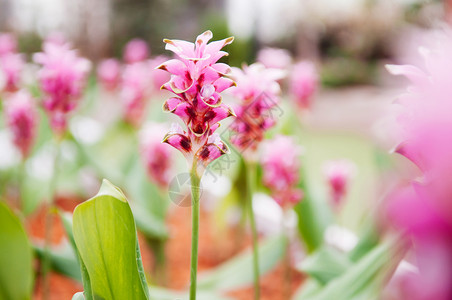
<box><xmin>197</xmin><ymin>234</ymin><xmax>287</xmax><ymax>291</ymax></box>
<box><xmin>34</xmin><ymin>243</ymin><xmax>81</xmax><ymax>282</ymax></box>
<box><xmin>60</xmin><ymin>212</ymin><xmax>93</xmax><ymax>299</ymax></box>
<box><xmin>73</xmin><ymin>179</ymin><xmax>150</xmax><ymax>300</ymax></box>
<box><xmin>295</xmin><ymin>239</ymin><xmax>404</xmax><ymax>300</ymax></box>
<box><xmin>299</xmin><ymin>246</ymin><xmax>352</xmax><ymax>284</ymax></box>
<box><xmin>0</xmin><ymin>202</ymin><xmax>34</xmax><ymax>300</ymax></box>
<box><xmin>125</xmin><ymin>158</ymin><xmax>169</xmax><ymax>240</ymax></box>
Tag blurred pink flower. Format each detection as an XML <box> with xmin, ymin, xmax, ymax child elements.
<box><xmin>120</xmin><ymin>61</ymin><xmax>153</xmax><ymax>126</ymax></box>
<box><xmin>386</xmin><ymin>29</ymin><xmax>452</xmax><ymax>300</ymax></box>
<box><xmin>34</xmin><ymin>41</ymin><xmax>91</xmax><ymax>134</ymax></box>
<box><xmin>97</xmin><ymin>58</ymin><xmax>121</xmax><ymax>91</ymax></box>
<box><xmin>0</xmin><ymin>33</ymin><xmax>17</xmax><ymax>57</ymax></box>
<box><xmin>261</xmin><ymin>135</ymin><xmax>303</xmax><ymax>207</ymax></box>
<box><xmin>257</xmin><ymin>47</ymin><xmax>292</xmax><ymax>70</ymax></box>
<box><xmin>290</xmin><ymin>61</ymin><xmax>318</xmax><ymax>109</ymax></box>
<box><xmin>4</xmin><ymin>90</ymin><xmax>38</xmax><ymax>158</ymax></box>
<box><xmin>229</xmin><ymin>63</ymin><xmax>285</xmax><ymax>152</ymax></box>
<box><xmin>149</xmin><ymin>55</ymin><xmax>170</xmax><ymax>91</ymax></box>
<box><xmin>123</xmin><ymin>39</ymin><xmax>149</xmax><ymax>64</ymax></box>
<box><xmin>322</xmin><ymin>159</ymin><xmax>356</xmax><ymax>209</ymax></box>
<box><xmin>0</xmin><ymin>53</ymin><xmax>24</xmax><ymax>92</ymax></box>
<box><xmin>140</xmin><ymin>122</ymin><xmax>173</xmax><ymax>188</ymax></box>
<box><xmin>158</xmin><ymin>31</ymin><xmax>235</xmax><ymax>170</ymax></box>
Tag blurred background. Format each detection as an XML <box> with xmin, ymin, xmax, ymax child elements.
<box><xmin>0</xmin><ymin>0</ymin><xmax>448</xmax><ymax>85</ymax></box>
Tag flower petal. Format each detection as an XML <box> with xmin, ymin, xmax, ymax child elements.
<box><xmin>203</xmin><ymin>104</ymin><xmax>235</xmax><ymax>125</ymax></box>
<box><xmin>162</xmin><ymin>132</ymin><xmax>192</xmax><ymax>154</ymax></box>
<box><xmin>163</xmin><ymin>39</ymin><xmax>195</xmax><ymax>57</ymax></box>
<box><xmin>163</xmin><ymin>97</ymin><xmax>193</xmax><ymax>123</ymax></box>
<box><xmin>213</xmin><ymin>77</ymin><xmax>236</xmax><ymax>93</ymax></box>
<box><xmin>196</xmin><ymin>136</ymin><xmax>229</xmax><ymax>166</ymax></box>
<box><xmin>157</xmin><ymin>59</ymin><xmax>188</xmax><ymax>76</ymax></box>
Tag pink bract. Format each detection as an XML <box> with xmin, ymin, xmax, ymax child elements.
<box><xmin>4</xmin><ymin>90</ymin><xmax>38</xmax><ymax>158</ymax></box>
<box><xmin>386</xmin><ymin>30</ymin><xmax>452</xmax><ymax>300</ymax></box>
<box><xmin>140</xmin><ymin>122</ymin><xmax>173</xmax><ymax>188</ymax></box>
<box><xmin>34</xmin><ymin>40</ymin><xmax>91</xmax><ymax>134</ymax></box>
<box><xmin>290</xmin><ymin>61</ymin><xmax>318</xmax><ymax>109</ymax></box>
<box><xmin>97</xmin><ymin>58</ymin><xmax>121</xmax><ymax>91</ymax></box>
<box><xmin>0</xmin><ymin>33</ymin><xmax>17</xmax><ymax>57</ymax></box>
<box><xmin>120</xmin><ymin>60</ymin><xmax>153</xmax><ymax>126</ymax></box>
<box><xmin>0</xmin><ymin>53</ymin><xmax>24</xmax><ymax>93</ymax></box>
<box><xmin>229</xmin><ymin>63</ymin><xmax>285</xmax><ymax>152</ymax></box>
<box><xmin>257</xmin><ymin>47</ymin><xmax>292</xmax><ymax>70</ymax></box>
<box><xmin>322</xmin><ymin>159</ymin><xmax>356</xmax><ymax>209</ymax></box>
<box><xmin>261</xmin><ymin>135</ymin><xmax>303</xmax><ymax>207</ymax></box>
<box><xmin>123</xmin><ymin>39</ymin><xmax>149</xmax><ymax>64</ymax></box>
<box><xmin>158</xmin><ymin>31</ymin><xmax>235</xmax><ymax>170</ymax></box>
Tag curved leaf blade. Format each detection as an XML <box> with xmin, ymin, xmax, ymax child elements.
<box><xmin>0</xmin><ymin>202</ymin><xmax>33</xmax><ymax>300</ymax></box>
<box><xmin>73</xmin><ymin>179</ymin><xmax>150</xmax><ymax>300</ymax></box>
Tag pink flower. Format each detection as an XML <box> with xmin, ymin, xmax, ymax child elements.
<box><xmin>0</xmin><ymin>53</ymin><xmax>24</xmax><ymax>92</ymax></box>
<box><xmin>257</xmin><ymin>47</ymin><xmax>292</xmax><ymax>70</ymax></box>
<box><xmin>229</xmin><ymin>63</ymin><xmax>285</xmax><ymax>152</ymax></box>
<box><xmin>289</xmin><ymin>61</ymin><xmax>318</xmax><ymax>109</ymax></box>
<box><xmin>140</xmin><ymin>122</ymin><xmax>173</xmax><ymax>188</ymax></box>
<box><xmin>34</xmin><ymin>41</ymin><xmax>91</xmax><ymax>134</ymax></box>
<box><xmin>4</xmin><ymin>91</ymin><xmax>38</xmax><ymax>158</ymax></box>
<box><xmin>97</xmin><ymin>58</ymin><xmax>121</xmax><ymax>91</ymax></box>
<box><xmin>158</xmin><ymin>31</ymin><xmax>235</xmax><ymax>170</ymax></box>
<box><xmin>386</xmin><ymin>29</ymin><xmax>452</xmax><ymax>300</ymax></box>
<box><xmin>123</xmin><ymin>39</ymin><xmax>149</xmax><ymax>64</ymax></box>
<box><xmin>322</xmin><ymin>159</ymin><xmax>356</xmax><ymax>209</ymax></box>
<box><xmin>120</xmin><ymin>61</ymin><xmax>153</xmax><ymax>126</ymax></box>
<box><xmin>261</xmin><ymin>135</ymin><xmax>303</xmax><ymax>207</ymax></box>
<box><xmin>0</xmin><ymin>33</ymin><xmax>17</xmax><ymax>57</ymax></box>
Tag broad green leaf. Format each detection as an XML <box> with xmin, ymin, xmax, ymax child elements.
<box><xmin>299</xmin><ymin>246</ymin><xmax>352</xmax><ymax>284</ymax></box>
<box><xmin>197</xmin><ymin>234</ymin><xmax>287</xmax><ymax>291</ymax></box>
<box><xmin>60</xmin><ymin>212</ymin><xmax>93</xmax><ymax>299</ymax></box>
<box><xmin>148</xmin><ymin>287</ymin><xmax>234</xmax><ymax>300</ymax></box>
<box><xmin>0</xmin><ymin>202</ymin><xmax>33</xmax><ymax>300</ymax></box>
<box><xmin>73</xmin><ymin>179</ymin><xmax>150</xmax><ymax>300</ymax></box>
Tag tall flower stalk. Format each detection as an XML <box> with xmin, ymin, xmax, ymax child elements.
<box><xmin>34</xmin><ymin>38</ymin><xmax>90</xmax><ymax>300</ymax></box>
<box><xmin>261</xmin><ymin>135</ymin><xmax>303</xmax><ymax>299</ymax></box>
<box><xmin>157</xmin><ymin>31</ymin><xmax>235</xmax><ymax>299</ymax></box>
<box><xmin>229</xmin><ymin>63</ymin><xmax>285</xmax><ymax>299</ymax></box>
<box><xmin>4</xmin><ymin>90</ymin><xmax>38</xmax><ymax>209</ymax></box>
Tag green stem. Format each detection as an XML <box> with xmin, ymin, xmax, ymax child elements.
<box><xmin>18</xmin><ymin>159</ymin><xmax>26</xmax><ymax>212</ymax></box>
<box><xmin>246</xmin><ymin>161</ymin><xmax>260</xmax><ymax>300</ymax></box>
<box><xmin>189</xmin><ymin>163</ymin><xmax>201</xmax><ymax>300</ymax></box>
<box><xmin>42</xmin><ymin>139</ymin><xmax>61</xmax><ymax>300</ymax></box>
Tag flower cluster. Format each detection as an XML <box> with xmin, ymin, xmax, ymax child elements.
<box><xmin>261</xmin><ymin>135</ymin><xmax>303</xmax><ymax>207</ymax></box>
<box><xmin>289</xmin><ymin>61</ymin><xmax>318</xmax><ymax>109</ymax></box>
<box><xmin>140</xmin><ymin>122</ymin><xmax>173</xmax><ymax>188</ymax></box>
<box><xmin>120</xmin><ymin>60</ymin><xmax>154</xmax><ymax>125</ymax></box>
<box><xmin>322</xmin><ymin>159</ymin><xmax>356</xmax><ymax>209</ymax></box>
<box><xmin>97</xmin><ymin>58</ymin><xmax>121</xmax><ymax>92</ymax></box>
<box><xmin>257</xmin><ymin>47</ymin><xmax>292</xmax><ymax>70</ymax></box>
<box><xmin>0</xmin><ymin>33</ymin><xmax>24</xmax><ymax>93</ymax></box>
<box><xmin>158</xmin><ymin>31</ymin><xmax>235</xmax><ymax>170</ymax></box>
<box><xmin>386</xmin><ymin>31</ymin><xmax>452</xmax><ymax>300</ymax></box>
<box><xmin>34</xmin><ymin>40</ymin><xmax>91</xmax><ymax>134</ymax></box>
<box><xmin>4</xmin><ymin>91</ymin><xmax>38</xmax><ymax>158</ymax></box>
<box><xmin>123</xmin><ymin>38</ymin><xmax>149</xmax><ymax>64</ymax></box>
<box><xmin>229</xmin><ymin>63</ymin><xmax>285</xmax><ymax>153</ymax></box>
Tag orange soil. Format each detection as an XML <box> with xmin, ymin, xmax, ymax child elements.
<box><xmin>27</xmin><ymin>197</ymin><xmax>304</xmax><ymax>299</ymax></box>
